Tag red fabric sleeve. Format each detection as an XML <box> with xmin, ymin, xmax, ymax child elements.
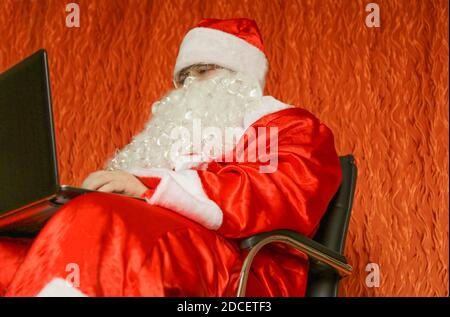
<box><xmin>197</xmin><ymin>108</ymin><xmax>342</xmax><ymax>239</ymax></box>
<box><xmin>135</xmin><ymin>176</ymin><xmax>161</xmax><ymax>199</ymax></box>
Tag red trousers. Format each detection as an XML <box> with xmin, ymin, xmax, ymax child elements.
<box><xmin>0</xmin><ymin>192</ymin><xmax>309</xmax><ymax>296</ymax></box>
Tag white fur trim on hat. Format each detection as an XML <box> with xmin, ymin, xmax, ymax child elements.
<box><xmin>174</xmin><ymin>27</ymin><xmax>268</xmax><ymax>90</ymax></box>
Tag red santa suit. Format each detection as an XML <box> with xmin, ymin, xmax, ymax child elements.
<box><xmin>0</xmin><ymin>19</ymin><xmax>342</xmax><ymax>297</ymax></box>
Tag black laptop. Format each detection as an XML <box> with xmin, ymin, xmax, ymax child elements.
<box><xmin>0</xmin><ymin>49</ymin><xmax>142</xmax><ymax>236</ymax></box>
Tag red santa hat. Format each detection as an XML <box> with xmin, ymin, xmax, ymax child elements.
<box><xmin>173</xmin><ymin>18</ymin><xmax>268</xmax><ymax>90</ymax></box>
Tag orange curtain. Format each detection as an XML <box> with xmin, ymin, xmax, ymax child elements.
<box><xmin>0</xmin><ymin>0</ymin><xmax>448</xmax><ymax>296</ymax></box>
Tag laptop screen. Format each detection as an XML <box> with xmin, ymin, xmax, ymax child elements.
<box><xmin>0</xmin><ymin>50</ymin><xmax>59</xmax><ymax>216</ymax></box>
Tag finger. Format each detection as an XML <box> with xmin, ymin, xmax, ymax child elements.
<box><xmin>97</xmin><ymin>181</ymin><xmax>120</xmax><ymax>193</ymax></box>
<box><xmin>112</xmin><ymin>170</ymin><xmax>136</xmax><ymax>185</ymax></box>
<box><xmin>83</xmin><ymin>172</ymin><xmax>114</xmax><ymax>190</ymax></box>
<box><xmin>115</xmin><ymin>169</ymin><xmax>131</xmax><ymax>181</ymax></box>
<box><xmin>82</xmin><ymin>170</ymin><xmax>107</xmax><ymax>188</ymax></box>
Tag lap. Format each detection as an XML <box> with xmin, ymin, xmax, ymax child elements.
<box><xmin>5</xmin><ymin>192</ymin><xmax>242</xmax><ymax>296</ymax></box>
<box><xmin>50</xmin><ymin>192</ymin><xmax>217</xmax><ymax>241</ymax></box>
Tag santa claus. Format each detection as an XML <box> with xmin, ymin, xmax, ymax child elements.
<box><xmin>0</xmin><ymin>18</ymin><xmax>342</xmax><ymax>296</ymax></box>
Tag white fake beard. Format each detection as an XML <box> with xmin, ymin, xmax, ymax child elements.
<box><xmin>104</xmin><ymin>68</ymin><xmax>263</xmax><ymax>172</ymax></box>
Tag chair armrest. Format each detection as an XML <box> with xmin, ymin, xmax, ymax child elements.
<box><xmin>237</xmin><ymin>230</ymin><xmax>352</xmax><ymax>297</ymax></box>
<box><xmin>240</xmin><ymin>229</ymin><xmax>348</xmax><ymax>264</ymax></box>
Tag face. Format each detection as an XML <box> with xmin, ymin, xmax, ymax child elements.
<box><xmin>174</xmin><ymin>64</ymin><xmax>227</xmax><ymax>88</ymax></box>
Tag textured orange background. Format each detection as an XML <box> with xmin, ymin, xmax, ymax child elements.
<box><xmin>0</xmin><ymin>0</ymin><xmax>448</xmax><ymax>296</ymax></box>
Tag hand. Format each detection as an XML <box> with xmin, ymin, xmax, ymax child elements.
<box><xmin>81</xmin><ymin>170</ymin><xmax>149</xmax><ymax>198</ymax></box>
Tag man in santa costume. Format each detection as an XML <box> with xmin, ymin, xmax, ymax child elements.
<box><xmin>0</xmin><ymin>18</ymin><xmax>342</xmax><ymax>297</ymax></box>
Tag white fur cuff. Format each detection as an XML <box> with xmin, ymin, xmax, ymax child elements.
<box><xmin>129</xmin><ymin>167</ymin><xmax>223</xmax><ymax>230</ymax></box>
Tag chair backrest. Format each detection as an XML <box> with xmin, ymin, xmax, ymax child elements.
<box><xmin>306</xmin><ymin>154</ymin><xmax>357</xmax><ymax>297</ymax></box>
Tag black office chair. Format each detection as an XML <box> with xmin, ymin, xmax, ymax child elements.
<box><xmin>237</xmin><ymin>155</ymin><xmax>357</xmax><ymax>297</ymax></box>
